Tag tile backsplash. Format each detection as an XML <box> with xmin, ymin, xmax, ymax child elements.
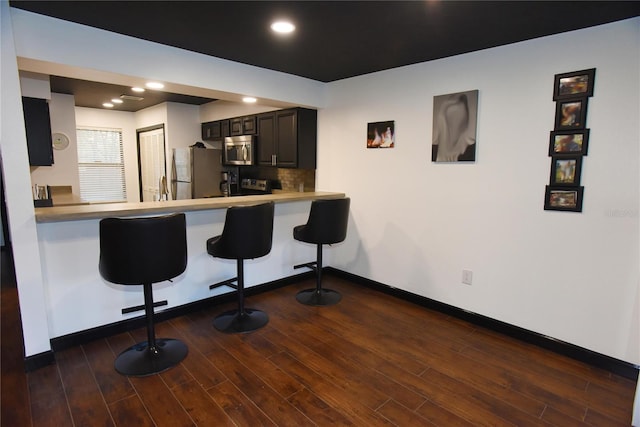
<box><xmin>245</xmin><ymin>167</ymin><xmax>315</xmax><ymax>192</ymax></box>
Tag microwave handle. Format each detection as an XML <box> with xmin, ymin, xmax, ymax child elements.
<box><xmin>242</xmin><ymin>143</ymin><xmax>248</xmax><ymax>162</ymax></box>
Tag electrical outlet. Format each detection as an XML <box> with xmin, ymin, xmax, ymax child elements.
<box><xmin>462</xmin><ymin>269</ymin><xmax>473</xmax><ymax>285</ymax></box>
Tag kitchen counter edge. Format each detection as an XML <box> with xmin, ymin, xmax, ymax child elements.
<box><xmin>35</xmin><ymin>191</ymin><xmax>346</xmax><ymax>223</ymax></box>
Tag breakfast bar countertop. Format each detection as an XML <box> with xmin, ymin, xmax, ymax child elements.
<box><xmin>34</xmin><ymin>191</ymin><xmax>346</xmax><ymax>223</ymax></box>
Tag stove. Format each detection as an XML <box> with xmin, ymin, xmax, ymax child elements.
<box><xmin>240</xmin><ymin>178</ymin><xmax>271</xmax><ymax>195</ymax></box>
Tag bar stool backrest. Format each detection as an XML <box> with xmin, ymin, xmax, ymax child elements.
<box><xmin>295</xmin><ymin>198</ymin><xmax>350</xmax><ymax>245</ymax></box>
<box><xmin>209</xmin><ymin>202</ymin><xmax>275</xmax><ymax>260</ymax></box>
<box><xmin>99</xmin><ymin>213</ymin><xmax>187</xmax><ymax>285</ymax></box>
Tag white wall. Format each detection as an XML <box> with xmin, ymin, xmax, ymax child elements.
<box><xmin>199</xmin><ymin>100</ymin><xmax>280</xmax><ymax>123</ymax></box>
<box><xmin>1</xmin><ymin>1</ymin><xmax>51</xmax><ymax>356</ymax></box>
<box><xmin>320</xmin><ymin>18</ymin><xmax>640</xmax><ymax>366</ymax></box>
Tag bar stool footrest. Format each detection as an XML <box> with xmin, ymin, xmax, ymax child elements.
<box><xmin>121</xmin><ymin>300</ymin><xmax>167</xmax><ymax>315</ymax></box>
<box><xmin>294</xmin><ymin>261</ymin><xmax>317</xmax><ymax>271</ymax></box>
<box><xmin>209</xmin><ymin>277</ymin><xmax>238</xmax><ymax>290</ymax></box>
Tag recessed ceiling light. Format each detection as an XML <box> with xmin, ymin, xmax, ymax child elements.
<box><xmin>102</xmin><ymin>103</ymin><xmax>114</xmax><ymax>108</ymax></box>
<box><xmin>111</xmin><ymin>98</ymin><xmax>123</xmax><ymax>104</ymax></box>
<box><xmin>145</xmin><ymin>82</ymin><xmax>164</xmax><ymax>90</ymax></box>
<box><xmin>243</xmin><ymin>97</ymin><xmax>257</xmax><ymax>103</ymax></box>
<box><xmin>132</xmin><ymin>87</ymin><xmax>145</xmax><ymax>93</ymax></box>
<box><xmin>271</xmin><ymin>21</ymin><xmax>295</xmax><ymax>34</ymax></box>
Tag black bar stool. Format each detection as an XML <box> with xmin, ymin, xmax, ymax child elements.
<box><xmin>207</xmin><ymin>202</ymin><xmax>274</xmax><ymax>333</ymax></box>
<box><xmin>99</xmin><ymin>213</ymin><xmax>188</xmax><ymax>376</ymax></box>
<box><xmin>293</xmin><ymin>197</ymin><xmax>350</xmax><ymax>306</ymax></box>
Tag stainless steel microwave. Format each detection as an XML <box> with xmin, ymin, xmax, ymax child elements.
<box><xmin>223</xmin><ymin>135</ymin><xmax>255</xmax><ymax>165</ymax></box>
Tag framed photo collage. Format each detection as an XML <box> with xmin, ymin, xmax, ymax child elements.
<box><xmin>544</xmin><ymin>68</ymin><xmax>595</xmax><ymax>212</ymax></box>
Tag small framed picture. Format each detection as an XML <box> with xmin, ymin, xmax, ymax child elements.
<box><xmin>544</xmin><ymin>186</ymin><xmax>584</xmax><ymax>212</ymax></box>
<box><xmin>554</xmin><ymin>98</ymin><xmax>588</xmax><ymax>130</ymax></box>
<box><xmin>549</xmin><ymin>129</ymin><xmax>589</xmax><ymax>156</ymax></box>
<box><xmin>367</xmin><ymin>120</ymin><xmax>395</xmax><ymax>148</ymax></box>
<box><xmin>553</xmin><ymin>68</ymin><xmax>596</xmax><ymax>100</ymax></box>
<box><xmin>550</xmin><ymin>155</ymin><xmax>582</xmax><ymax>186</ymax></box>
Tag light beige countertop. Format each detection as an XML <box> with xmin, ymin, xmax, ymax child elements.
<box><xmin>35</xmin><ymin>191</ymin><xmax>345</xmax><ymax>223</ymax></box>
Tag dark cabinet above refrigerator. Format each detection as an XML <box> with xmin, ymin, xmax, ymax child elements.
<box><xmin>202</xmin><ymin>115</ymin><xmax>257</xmax><ymax>141</ymax></box>
<box><xmin>201</xmin><ymin>119</ymin><xmax>229</xmax><ymax>141</ymax></box>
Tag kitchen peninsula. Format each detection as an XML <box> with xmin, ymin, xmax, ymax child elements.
<box><xmin>35</xmin><ymin>191</ymin><xmax>345</xmax><ymax>344</ymax></box>
<box><xmin>35</xmin><ymin>191</ymin><xmax>343</xmax><ymax>222</ymax></box>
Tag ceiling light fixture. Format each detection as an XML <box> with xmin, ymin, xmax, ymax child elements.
<box><xmin>111</xmin><ymin>98</ymin><xmax>123</xmax><ymax>104</ymax></box>
<box><xmin>243</xmin><ymin>96</ymin><xmax>257</xmax><ymax>103</ymax></box>
<box><xmin>271</xmin><ymin>21</ymin><xmax>295</xmax><ymax>34</ymax></box>
<box><xmin>131</xmin><ymin>87</ymin><xmax>145</xmax><ymax>93</ymax></box>
<box><xmin>121</xmin><ymin>94</ymin><xmax>144</xmax><ymax>101</ymax></box>
<box><xmin>102</xmin><ymin>102</ymin><xmax>114</xmax><ymax>108</ymax></box>
<box><xmin>145</xmin><ymin>81</ymin><xmax>164</xmax><ymax>90</ymax></box>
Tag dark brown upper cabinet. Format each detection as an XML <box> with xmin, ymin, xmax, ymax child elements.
<box><xmin>230</xmin><ymin>115</ymin><xmax>257</xmax><ymax>136</ymax></box>
<box><xmin>22</xmin><ymin>97</ymin><xmax>54</xmax><ymax>166</ymax></box>
<box><xmin>257</xmin><ymin>108</ymin><xmax>316</xmax><ymax>169</ymax></box>
<box><xmin>201</xmin><ymin>119</ymin><xmax>229</xmax><ymax>141</ymax></box>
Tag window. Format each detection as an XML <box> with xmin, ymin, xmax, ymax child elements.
<box><xmin>76</xmin><ymin>127</ymin><xmax>126</xmax><ymax>202</ymax></box>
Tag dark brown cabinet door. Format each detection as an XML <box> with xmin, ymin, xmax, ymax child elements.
<box><xmin>201</xmin><ymin>121</ymin><xmax>217</xmax><ymax>140</ymax></box>
<box><xmin>221</xmin><ymin>120</ymin><xmax>230</xmax><ymax>138</ymax></box>
<box><xmin>242</xmin><ymin>116</ymin><xmax>257</xmax><ymax>134</ymax></box>
<box><xmin>22</xmin><ymin>97</ymin><xmax>53</xmax><ymax>166</ymax></box>
<box><xmin>275</xmin><ymin>109</ymin><xmax>297</xmax><ymax>167</ymax></box>
<box><xmin>230</xmin><ymin>116</ymin><xmax>257</xmax><ymax>136</ymax></box>
<box><xmin>202</xmin><ymin>120</ymin><xmax>230</xmax><ymax>140</ymax></box>
<box><xmin>257</xmin><ymin>108</ymin><xmax>316</xmax><ymax>168</ymax></box>
<box><xmin>230</xmin><ymin>117</ymin><xmax>243</xmax><ymax>136</ymax></box>
<box><xmin>257</xmin><ymin>113</ymin><xmax>276</xmax><ymax>165</ymax></box>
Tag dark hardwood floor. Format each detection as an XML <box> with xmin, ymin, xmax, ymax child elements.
<box><xmin>1</xmin><ymin>247</ymin><xmax>636</xmax><ymax>426</ymax></box>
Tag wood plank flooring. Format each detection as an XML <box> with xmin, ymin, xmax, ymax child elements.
<box><xmin>1</xmin><ymin>249</ymin><xmax>637</xmax><ymax>426</ymax></box>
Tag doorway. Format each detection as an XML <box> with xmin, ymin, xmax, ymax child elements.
<box><xmin>137</xmin><ymin>125</ymin><xmax>166</xmax><ymax>202</ymax></box>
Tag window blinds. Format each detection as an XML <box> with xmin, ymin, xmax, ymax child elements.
<box><xmin>76</xmin><ymin>127</ymin><xmax>126</xmax><ymax>202</ymax></box>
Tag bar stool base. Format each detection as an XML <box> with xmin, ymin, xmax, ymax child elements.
<box><xmin>114</xmin><ymin>338</ymin><xmax>188</xmax><ymax>377</ymax></box>
<box><xmin>213</xmin><ymin>309</ymin><xmax>269</xmax><ymax>333</ymax></box>
<box><xmin>296</xmin><ymin>289</ymin><xmax>342</xmax><ymax>306</ymax></box>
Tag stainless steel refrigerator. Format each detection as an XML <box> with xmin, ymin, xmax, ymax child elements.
<box><xmin>171</xmin><ymin>147</ymin><xmax>223</xmax><ymax>199</ymax></box>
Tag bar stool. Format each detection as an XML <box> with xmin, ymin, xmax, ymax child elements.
<box><xmin>99</xmin><ymin>213</ymin><xmax>188</xmax><ymax>376</ymax></box>
<box><xmin>293</xmin><ymin>197</ymin><xmax>350</xmax><ymax>306</ymax></box>
<box><xmin>207</xmin><ymin>202</ymin><xmax>274</xmax><ymax>333</ymax></box>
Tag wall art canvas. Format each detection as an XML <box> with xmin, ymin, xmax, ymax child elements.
<box><xmin>367</xmin><ymin>121</ymin><xmax>395</xmax><ymax>148</ymax></box>
<box><xmin>432</xmin><ymin>89</ymin><xmax>478</xmax><ymax>162</ymax></box>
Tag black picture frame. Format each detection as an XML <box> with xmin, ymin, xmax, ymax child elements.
<box><xmin>544</xmin><ymin>186</ymin><xmax>584</xmax><ymax>212</ymax></box>
<box><xmin>367</xmin><ymin>120</ymin><xmax>395</xmax><ymax>148</ymax></box>
<box><xmin>553</xmin><ymin>68</ymin><xmax>596</xmax><ymax>100</ymax></box>
<box><xmin>549</xmin><ymin>129</ymin><xmax>589</xmax><ymax>156</ymax></box>
<box><xmin>554</xmin><ymin>97</ymin><xmax>588</xmax><ymax>130</ymax></box>
<box><xmin>550</xmin><ymin>155</ymin><xmax>582</xmax><ymax>186</ymax></box>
